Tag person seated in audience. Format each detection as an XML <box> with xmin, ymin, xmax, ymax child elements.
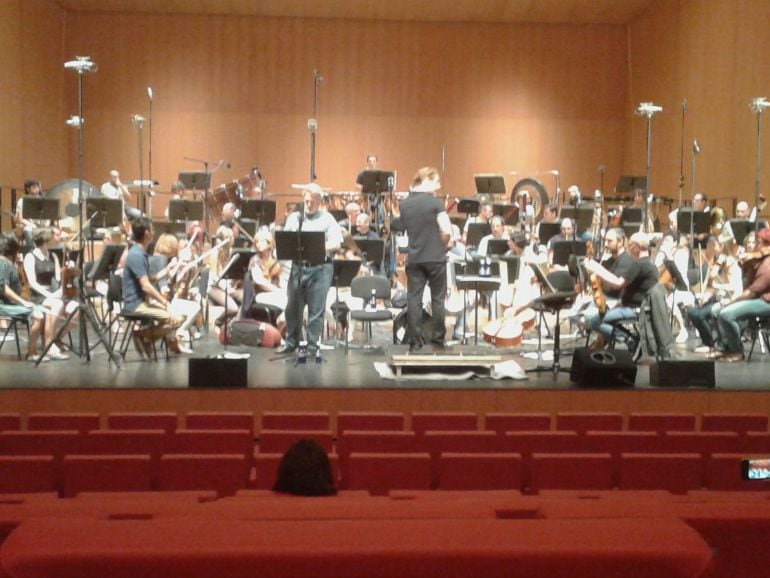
<box><xmin>23</xmin><ymin>228</ymin><xmax>78</xmax><ymax>360</ymax></box>
<box><xmin>121</xmin><ymin>218</ymin><xmax>186</xmax><ymax>357</ymax></box>
<box><xmin>0</xmin><ymin>236</ymin><xmax>45</xmax><ymax>361</ymax></box>
<box><xmin>272</xmin><ymin>439</ymin><xmax>338</xmax><ymax>497</ymax></box>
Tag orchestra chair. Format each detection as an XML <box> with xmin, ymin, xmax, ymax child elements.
<box><xmin>0</xmin><ymin>313</ymin><xmax>30</xmax><ymax>361</ymax></box>
<box><xmin>527</xmin><ymin>267</ymin><xmax>577</xmax><ymax>375</ymax></box>
<box><xmin>347</xmin><ymin>275</ymin><xmax>393</xmax><ymax>353</ymax></box>
<box><xmin>746</xmin><ymin>316</ymin><xmax>770</xmax><ymax>361</ymax></box>
<box><xmin>107</xmin><ymin>278</ymin><xmax>168</xmax><ymax>362</ymax></box>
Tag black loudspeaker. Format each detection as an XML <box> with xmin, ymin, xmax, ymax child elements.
<box><xmin>570</xmin><ymin>348</ymin><xmax>637</xmax><ymax>388</ymax></box>
<box><xmin>188</xmin><ymin>358</ymin><xmax>248</xmax><ymax>388</ymax></box>
<box><xmin>649</xmin><ymin>359</ymin><xmax>715</xmax><ymax>388</ymax></box>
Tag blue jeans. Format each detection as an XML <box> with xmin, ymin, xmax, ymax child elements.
<box><xmin>687</xmin><ymin>301</ymin><xmax>718</xmax><ymax>347</ymax></box>
<box><xmin>284</xmin><ymin>262</ymin><xmax>333</xmax><ymax>349</ymax></box>
<box><xmin>584</xmin><ymin>305</ymin><xmax>639</xmax><ymax>340</ymax></box>
<box><xmin>717</xmin><ymin>298</ymin><xmax>770</xmax><ymax>354</ymax></box>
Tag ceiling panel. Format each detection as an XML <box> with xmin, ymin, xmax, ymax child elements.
<box><xmin>55</xmin><ymin>0</ymin><xmax>654</xmax><ymax>25</ymax></box>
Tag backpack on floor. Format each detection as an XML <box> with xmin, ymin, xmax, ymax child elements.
<box><xmin>220</xmin><ymin>319</ymin><xmax>282</xmax><ymax>348</ymax></box>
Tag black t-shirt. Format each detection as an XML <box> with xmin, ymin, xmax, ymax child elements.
<box><xmin>399</xmin><ymin>191</ymin><xmax>446</xmax><ymax>264</ymax></box>
<box><xmin>621</xmin><ymin>256</ymin><xmax>659</xmax><ymax>306</ymax></box>
<box><xmin>605</xmin><ymin>251</ymin><xmax>638</xmax><ymax>300</ymax></box>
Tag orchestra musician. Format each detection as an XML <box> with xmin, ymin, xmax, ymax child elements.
<box><xmin>23</xmin><ymin>228</ymin><xmax>79</xmax><ymax>361</ymax></box>
<box><xmin>14</xmin><ymin>179</ymin><xmax>48</xmax><ymax>253</ymax></box>
<box><xmin>477</xmin><ymin>215</ymin><xmax>510</xmax><ymax>257</ymax></box>
<box><xmin>396</xmin><ymin>167</ymin><xmax>452</xmax><ymax>351</ymax></box>
<box><xmin>101</xmin><ymin>170</ymin><xmax>140</xmax><ymax>232</ymax></box>
<box><xmin>713</xmin><ymin>228</ymin><xmax>770</xmax><ymax>362</ymax></box>
<box><xmin>0</xmin><ymin>236</ymin><xmax>47</xmax><ymax>361</ymax></box>
<box><xmin>462</xmin><ymin>203</ymin><xmax>493</xmax><ymax>245</ymax></box>
<box><xmin>277</xmin><ymin>183</ymin><xmax>343</xmax><ymax>354</ymax></box>
<box><xmin>583</xmin><ymin>229</ymin><xmax>658</xmax><ymax>351</ymax></box>
<box><xmin>338</xmin><ymin>202</ymin><xmax>362</xmax><ymax>233</ymax></box>
<box><xmin>654</xmin><ymin>231</ymin><xmax>692</xmax><ymax>344</ymax></box>
<box><xmin>354</xmin><ymin>154</ymin><xmax>378</xmax><ymax>192</ymax></box>
<box><xmin>354</xmin><ymin>213</ymin><xmax>380</xmax><ymax>240</ymax></box>
<box><xmin>686</xmin><ymin>234</ymin><xmax>742</xmax><ymax>355</ymax></box>
<box><xmin>120</xmin><ymin>218</ymin><xmax>186</xmax><ymax>358</ymax></box>
<box><xmin>207</xmin><ymin>225</ymin><xmax>241</xmax><ymax>327</ymax></box>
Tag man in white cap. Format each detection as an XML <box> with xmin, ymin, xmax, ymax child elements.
<box><xmin>278</xmin><ymin>183</ymin><xmax>342</xmax><ymax>354</ymax></box>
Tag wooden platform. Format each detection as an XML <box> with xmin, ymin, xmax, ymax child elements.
<box><xmin>386</xmin><ymin>345</ymin><xmax>502</xmax><ymax>377</ymax></box>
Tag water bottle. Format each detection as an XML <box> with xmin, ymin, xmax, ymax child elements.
<box><xmin>315</xmin><ymin>341</ymin><xmax>322</xmax><ymax>364</ymax></box>
<box><xmin>298</xmin><ymin>341</ymin><xmax>308</xmax><ymax>364</ymax></box>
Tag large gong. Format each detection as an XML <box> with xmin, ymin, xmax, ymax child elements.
<box><xmin>45</xmin><ymin>179</ymin><xmax>100</xmax><ymax>230</ymax></box>
<box><xmin>510</xmin><ymin>178</ymin><xmax>549</xmax><ymax>222</ymax></box>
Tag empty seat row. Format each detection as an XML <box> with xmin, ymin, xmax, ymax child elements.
<box><xmin>2</xmin><ymin>412</ymin><xmax>768</xmax><ymax>436</ymax></box>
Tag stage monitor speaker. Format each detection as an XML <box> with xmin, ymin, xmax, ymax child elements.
<box><xmin>188</xmin><ymin>357</ymin><xmax>248</xmax><ymax>388</ymax></box>
<box><xmin>649</xmin><ymin>359</ymin><xmax>715</xmax><ymax>388</ymax></box>
<box><xmin>570</xmin><ymin>348</ymin><xmax>637</xmax><ymax>388</ymax></box>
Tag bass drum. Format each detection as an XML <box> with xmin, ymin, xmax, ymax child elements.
<box><xmin>392</xmin><ymin>307</ymin><xmax>433</xmax><ymax>345</ymax></box>
<box><xmin>510</xmin><ymin>178</ymin><xmax>549</xmax><ymax>223</ymax></box>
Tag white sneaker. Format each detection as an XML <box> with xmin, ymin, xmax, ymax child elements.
<box><xmin>694</xmin><ymin>345</ymin><xmax>713</xmax><ymax>354</ymax></box>
<box><xmin>676</xmin><ymin>330</ymin><xmax>689</xmax><ymax>344</ymax></box>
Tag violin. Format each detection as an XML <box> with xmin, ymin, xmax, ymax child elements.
<box><xmin>262</xmin><ymin>257</ymin><xmax>281</xmax><ymax>286</ymax></box>
<box><xmin>739</xmin><ymin>245</ymin><xmax>770</xmax><ymax>265</ymax></box>
<box><xmin>585</xmin><ymin>241</ymin><xmax>607</xmax><ymax>315</ymax></box>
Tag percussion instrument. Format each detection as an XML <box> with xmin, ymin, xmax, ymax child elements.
<box><xmin>207</xmin><ymin>181</ymin><xmax>241</xmax><ymax>220</ymax></box>
<box><xmin>45</xmin><ymin>179</ymin><xmax>100</xmax><ymax>221</ymax></box>
<box><xmin>510</xmin><ymin>178</ymin><xmax>550</xmax><ymax>223</ymax></box>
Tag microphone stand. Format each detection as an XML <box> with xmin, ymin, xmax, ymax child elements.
<box><xmin>691</xmin><ymin>140</ymin><xmax>703</xmax><ymax>297</ymax></box>
<box><xmin>147</xmin><ymin>87</ymin><xmax>153</xmax><ymax>215</ymax></box>
<box><xmin>750</xmin><ymin>97</ymin><xmax>770</xmax><ymax>230</ymax></box>
<box><xmin>309</xmin><ymin>70</ymin><xmax>323</xmax><ymax>182</ymax></box>
<box><xmin>131</xmin><ymin>115</ymin><xmax>145</xmax><ymax>214</ymax></box>
<box><xmin>636</xmin><ymin>102</ymin><xmax>662</xmax><ymax>235</ymax></box>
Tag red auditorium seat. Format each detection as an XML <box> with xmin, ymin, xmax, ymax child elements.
<box><xmin>555</xmin><ymin>412</ymin><xmax>623</xmax><ymax>433</ymax></box>
<box><xmin>62</xmin><ymin>455</ymin><xmax>152</xmax><ymax>497</ymax></box>
<box><xmin>628</xmin><ymin>413</ymin><xmax>697</xmax><ymax>434</ymax></box>
<box><xmin>503</xmin><ymin>431</ymin><xmax>582</xmax><ymax>456</ymax></box>
<box><xmin>423</xmin><ymin>431</ymin><xmax>500</xmax><ymax>486</ymax></box>
<box><xmin>584</xmin><ymin>431</ymin><xmax>662</xmax><ymax>478</ymax></box>
<box><xmin>0</xmin><ymin>456</ymin><xmax>55</xmax><ymax>493</ymax></box>
<box><xmin>166</xmin><ymin>430</ymin><xmax>254</xmax><ymax>462</ymax></box>
<box><xmin>336</xmin><ymin>412</ymin><xmax>404</xmax><ymax>433</ymax></box>
<box><xmin>0</xmin><ymin>414</ymin><xmax>21</xmax><ymax>433</ymax></box>
<box><xmin>107</xmin><ymin>413</ymin><xmax>178</xmax><ymax>433</ymax></box>
<box><xmin>662</xmin><ymin>431</ymin><xmax>743</xmax><ymax>456</ymax></box>
<box><xmin>700</xmin><ymin>413</ymin><xmax>769</xmax><ymax>435</ymax></box>
<box><xmin>437</xmin><ymin>452</ymin><xmax>522</xmax><ymax>491</ymax></box>
<box><xmin>346</xmin><ymin>453</ymin><xmax>431</xmax><ymax>494</ymax></box>
<box><xmin>27</xmin><ymin>413</ymin><xmax>100</xmax><ymax>434</ymax></box>
<box><xmin>484</xmin><ymin>413</ymin><xmax>551</xmax><ymax>435</ymax></box>
<box><xmin>410</xmin><ymin>412</ymin><xmax>478</xmax><ymax>437</ymax></box>
<box><xmin>253</xmin><ymin>453</ymin><xmax>340</xmax><ymax>490</ymax></box>
<box><xmin>705</xmin><ymin>454</ymin><xmax>770</xmax><ymax>491</ymax></box>
<box><xmin>260</xmin><ymin>412</ymin><xmax>330</xmax><ymax>431</ymax></box>
<box><xmin>158</xmin><ymin>454</ymin><xmax>249</xmax><ymax>496</ymax></box>
<box><xmin>0</xmin><ymin>430</ymin><xmax>80</xmax><ymax>464</ymax></box>
<box><xmin>184</xmin><ymin>413</ymin><xmax>255</xmax><ymax>436</ymax></box>
<box><xmin>257</xmin><ymin>430</ymin><xmax>334</xmax><ymax>454</ymax></box>
<box><xmin>744</xmin><ymin>432</ymin><xmax>770</xmax><ymax>453</ymax></box>
<box><xmin>530</xmin><ymin>453</ymin><xmax>614</xmax><ymax>492</ymax></box>
<box><xmin>336</xmin><ymin>431</ymin><xmax>419</xmax><ymax>486</ymax></box>
<box><xmin>76</xmin><ymin>430</ymin><xmax>166</xmax><ymax>462</ymax></box>
<box><xmin>618</xmin><ymin>453</ymin><xmax>703</xmax><ymax>494</ymax></box>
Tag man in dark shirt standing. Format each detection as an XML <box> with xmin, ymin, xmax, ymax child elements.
<box><xmin>716</xmin><ymin>228</ymin><xmax>770</xmax><ymax>362</ymax></box>
<box><xmin>397</xmin><ymin>167</ymin><xmax>452</xmax><ymax>351</ymax></box>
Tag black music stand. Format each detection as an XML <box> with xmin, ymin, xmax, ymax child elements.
<box><xmin>240</xmin><ymin>200</ymin><xmax>276</xmax><ymax>227</ymax></box>
<box><xmin>621</xmin><ymin>207</ymin><xmax>643</xmax><ymax>224</ymax></box>
<box><xmin>360</xmin><ymin>170</ymin><xmax>394</xmax><ymax>217</ymax></box>
<box><xmin>466</xmin><ymin>222</ymin><xmax>491</xmax><ymax>251</ymax></box>
<box><xmin>677</xmin><ymin>209</ymin><xmax>710</xmax><ymax>248</ymax></box>
<box><xmin>152</xmin><ymin>220</ymin><xmax>187</xmax><ymax>240</ymax></box>
<box><xmin>178</xmin><ymin>172</ymin><xmax>211</xmax><ymax>194</ymax></box>
<box><xmin>86</xmin><ymin>198</ymin><xmax>123</xmax><ymax>230</ymax></box>
<box><xmin>168</xmin><ymin>199</ymin><xmax>203</xmax><ymax>222</ymax></box>
<box><xmin>234</xmin><ymin>219</ymin><xmax>257</xmax><ymax>248</ymax></box>
<box><xmin>663</xmin><ymin>258</ymin><xmax>688</xmax><ymax>328</ymax></box>
<box><xmin>330</xmin><ymin>260</ymin><xmax>362</xmax><ymax>351</ymax></box>
<box><xmin>559</xmin><ymin>206</ymin><xmax>595</xmax><ymax>235</ymax></box>
<box><xmin>615</xmin><ymin>175</ymin><xmax>647</xmax><ymax>194</ymax></box>
<box><xmin>474</xmin><ymin>174</ymin><xmax>506</xmax><ymax>196</ymax></box>
<box><xmin>86</xmin><ymin>243</ymin><xmax>126</xmax><ymax>333</ymax></box>
<box><xmin>552</xmin><ymin>240</ymin><xmax>587</xmax><ymax>267</ymax></box>
<box><xmin>21</xmin><ymin>197</ymin><xmax>59</xmax><ymax>224</ymax></box>
<box><xmin>458</xmin><ymin>199</ymin><xmax>481</xmax><ymax>215</ymax></box>
<box><xmin>486</xmin><ymin>239</ymin><xmax>510</xmax><ymax>257</ymax></box>
<box><xmin>355</xmin><ymin>238</ymin><xmax>385</xmax><ymax>272</ymax></box>
<box><xmin>456</xmin><ymin>259</ymin><xmax>501</xmax><ymax>345</ymax></box>
<box><xmin>538</xmin><ymin>222</ymin><xmax>561</xmax><ymax>246</ymax></box>
<box><xmin>216</xmin><ymin>249</ymin><xmax>255</xmax><ymax>350</ymax></box>
<box><xmin>729</xmin><ymin>219</ymin><xmax>752</xmax><ymax>245</ymax></box>
<box><xmin>500</xmin><ymin>255</ymin><xmax>521</xmax><ymax>281</ymax></box>
<box><xmin>526</xmin><ymin>263</ymin><xmax>577</xmax><ymax>375</ymax></box>
<box><xmin>492</xmin><ymin>203</ymin><xmax>519</xmax><ymax>226</ymax></box>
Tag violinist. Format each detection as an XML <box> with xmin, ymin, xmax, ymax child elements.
<box><xmin>583</xmin><ymin>229</ymin><xmax>658</xmax><ymax>351</ymax></box>
<box><xmin>655</xmin><ymin>231</ymin><xmax>692</xmax><ymax>344</ymax></box>
<box><xmin>207</xmin><ymin>225</ymin><xmax>242</xmax><ymax>327</ymax></box>
<box><xmin>686</xmin><ymin>235</ymin><xmax>742</xmax><ymax>355</ymax></box>
<box><xmin>0</xmin><ymin>236</ymin><xmax>45</xmax><ymax>361</ymax></box>
<box><xmin>246</xmin><ymin>229</ymin><xmax>287</xmax><ymax>316</ymax></box>
<box><xmin>14</xmin><ymin>179</ymin><xmax>47</xmax><ymax>253</ymax></box>
<box><xmin>713</xmin><ymin>228</ymin><xmax>770</xmax><ymax>362</ymax></box>
<box><xmin>23</xmin><ymin>228</ymin><xmax>77</xmax><ymax>361</ymax></box>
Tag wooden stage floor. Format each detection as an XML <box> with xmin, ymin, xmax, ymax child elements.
<box><xmin>1</xmin><ymin>329</ymin><xmax>770</xmax><ymax>419</ymax></box>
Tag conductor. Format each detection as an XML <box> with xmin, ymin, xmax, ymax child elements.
<box><xmin>396</xmin><ymin>167</ymin><xmax>452</xmax><ymax>351</ymax></box>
